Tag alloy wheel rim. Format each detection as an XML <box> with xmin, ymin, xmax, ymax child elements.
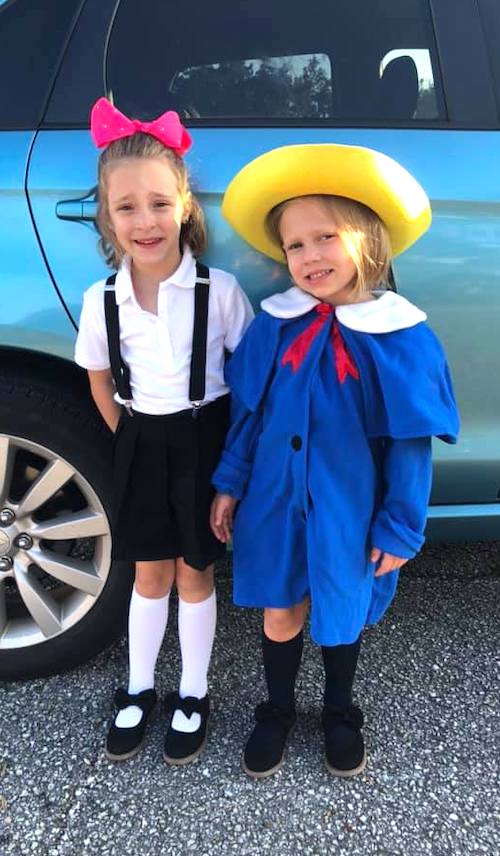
<box><xmin>0</xmin><ymin>434</ymin><xmax>111</xmax><ymax>651</ymax></box>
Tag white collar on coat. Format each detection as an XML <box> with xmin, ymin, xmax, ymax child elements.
<box><xmin>260</xmin><ymin>286</ymin><xmax>427</xmax><ymax>333</ymax></box>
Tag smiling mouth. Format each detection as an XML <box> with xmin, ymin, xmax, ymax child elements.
<box><xmin>134</xmin><ymin>238</ymin><xmax>163</xmax><ymax>246</ymax></box>
<box><xmin>306</xmin><ymin>269</ymin><xmax>333</xmax><ymax>281</ymax></box>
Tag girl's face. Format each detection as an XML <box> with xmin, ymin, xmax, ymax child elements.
<box><xmin>106</xmin><ymin>157</ymin><xmax>188</xmax><ymax>279</ymax></box>
<box><xmin>279</xmin><ymin>196</ymin><xmax>359</xmax><ymax>305</ymax></box>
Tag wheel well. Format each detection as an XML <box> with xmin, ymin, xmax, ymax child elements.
<box><xmin>0</xmin><ymin>346</ymin><xmax>92</xmax><ymax>402</ymax></box>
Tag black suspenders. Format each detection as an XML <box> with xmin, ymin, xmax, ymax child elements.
<box><xmin>104</xmin><ymin>261</ymin><xmax>211</xmax><ymax>414</ymax></box>
<box><xmin>104</xmin><ymin>275</ymin><xmax>131</xmax><ymax>404</ymax></box>
<box><xmin>189</xmin><ymin>262</ymin><xmax>210</xmax><ymax>406</ymax></box>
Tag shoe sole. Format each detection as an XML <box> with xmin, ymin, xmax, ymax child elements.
<box><xmin>104</xmin><ymin>735</ymin><xmax>147</xmax><ymax>762</ymax></box>
<box><xmin>163</xmin><ymin>731</ymin><xmax>208</xmax><ymax>766</ymax></box>
<box><xmin>241</xmin><ymin>723</ymin><xmax>295</xmax><ymax>780</ymax></box>
<box><xmin>241</xmin><ymin>753</ymin><xmax>286</xmax><ymax>779</ymax></box>
<box><xmin>325</xmin><ymin>748</ymin><xmax>368</xmax><ymax>778</ymax></box>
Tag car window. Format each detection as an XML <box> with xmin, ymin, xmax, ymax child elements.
<box><xmin>106</xmin><ymin>0</ymin><xmax>445</xmax><ymax>124</ymax></box>
<box><xmin>171</xmin><ymin>53</ymin><xmax>332</xmax><ymax>120</ymax></box>
<box><xmin>0</xmin><ymin>0</ymin><xmax>82</xmax><ymax>129</ymax></box>
<box><xmin>43</xmin><ymin>0</ymin><xmax>117</xmax><ymax>128</ymax></box>
<box><xmin>478</xmin><ymin>0</ymin><xmax>500</xmax><ymax>117</ymax></box>
<box><xmin>380</xmin><ymin>48</ymin><xmax>438</xmax><ymax>120</ymax></box>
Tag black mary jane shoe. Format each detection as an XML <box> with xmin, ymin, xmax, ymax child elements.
<box><xmin>105</xmin><ymin>687</ymin><xmax>157</xmax><ymax>762</ymax></box>
<box><xmin>163</xmin><ymin>691</ymin><xmax>210</xmax><ymax>765</ymax></box>
<box><xmin>321</xmin><ymin>704</ymin><xmax>367</xmax><ymax>777</ymax></box>
<box><xmin>242</xmin><ymin>701</ymin><xmax>296</xmax><ymax>779</ymax></box>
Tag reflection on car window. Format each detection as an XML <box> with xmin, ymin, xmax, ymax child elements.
<box><xmin>380</xmin><ymin>49</ymin><xmax>438</xmax><ymax>119</ymax></box>
<box><xmin>171</xmin><ymin>54</ymin><xmax>332</xmax><ymax>119</ymax></box>
<box><xmin>107</xmin><ymin>0</ymin><xmax>445</xmax><ymax>124</ymax></box>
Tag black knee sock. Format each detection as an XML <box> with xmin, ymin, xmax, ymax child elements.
<box><xmin>321</xmin><ymin>636</ymin><xmax>362</xmax><ymax>710</ymax></box>
<box><xmin>262</xmin><ymin>629</ymin><xmax>303</xmax><ymax>714</ymax></box>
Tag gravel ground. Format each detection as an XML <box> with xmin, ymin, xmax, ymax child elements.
<box><xmin>0</xmin><ymin>543</ymin><xmax>499</xmax><ymax>856</ymax></box>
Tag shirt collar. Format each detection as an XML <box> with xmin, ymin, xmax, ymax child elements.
<box><xmin>114</xmin><ymin>247</ymin><xmax>197</xmax><ymax>305</ymax></box>
<box><xmin>261</xmin><ymin>286</ymin><xmax>427</xmax><ymax>332</ymax></box>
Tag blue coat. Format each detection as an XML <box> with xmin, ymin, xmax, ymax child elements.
<box><xmin>213</xmin><ymin>296</ymin><xmax>459</xmax><ymax>645</ymax></box>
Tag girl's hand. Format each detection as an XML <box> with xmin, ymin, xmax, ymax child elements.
<box><xmin>370</xmin><ymin>547</ymin><xmax>408</xmax><ymax>577</ymax></box>
<box><xmin>88</xmin><ymin>369</ymin><xmax>122</xmax><ymax>433</ymax></box>
<box><xmin>210</xmin><ymin>493</ymin><xmax>237</xmax><ymax>543</ymax></box>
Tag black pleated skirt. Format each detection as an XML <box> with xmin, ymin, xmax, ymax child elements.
<box><xmin>111</xmin><ymin>395</ymin><xmax>229</xmax><ymax>570</ymax></box>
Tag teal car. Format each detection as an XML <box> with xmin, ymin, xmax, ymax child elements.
<box><xmin>0</xmin><ymin>0</ymin><xmax>498</xmax><ymax>678</ymax></box>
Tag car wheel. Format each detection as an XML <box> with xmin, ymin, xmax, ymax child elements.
<box><xmin>0</xmin><ymin>372</ymin><xmax>132</xmax><ymax>679</ymax></box>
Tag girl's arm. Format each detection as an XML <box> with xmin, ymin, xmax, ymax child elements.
<box><xmin>88</xmin><ymin>369</ymin><xmax>121</xmax><ymax>433</ymax></box>
<box><xmin>75</xmin><ymin>284</ymin><xmax>120</xmax><ymax>432</ymax></box>
<box><xmin>370</xmin><ymin>436</ymin><xmax>433</xmax><ymax>574</ymax></box>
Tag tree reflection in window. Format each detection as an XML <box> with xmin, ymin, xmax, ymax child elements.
<box><xmin>171</xmin><ymin>54</ymin><xmax>333</xmax><ymax>119</ymax></box>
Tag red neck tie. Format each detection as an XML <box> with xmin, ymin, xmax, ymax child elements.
<box><xmin>281</xmin><ymin>303</ymin><xmax>359</xmax><ymax>384</ymax></box>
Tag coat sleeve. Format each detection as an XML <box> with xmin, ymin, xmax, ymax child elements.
<box><xmin>341</xmin><ymin>322</ymin><xmax>460</xmax><ymax>444</ymax></box>
<box><xmin>211</xmin><ymin>392</ymin><xmax>263</xmax><ymax>500</ymax></box>
<box><xmin>223</xmin><ymin>311</ymin><xmax>281</xmax><ymax>411</ymax></box>
<box><xmin>212</xmin><ymin>312</ymin><xmax>282</xmax><ymax>498</ymax></box>
<box><xmin>370</xmin><ymin>436</ymin><xmax>432</xmax><ymax>559</ymax></box>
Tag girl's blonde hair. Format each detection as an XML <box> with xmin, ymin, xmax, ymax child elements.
<box><xmin>96</xmin><ymin>132</ymin><xmax>207</xmax><ymax>268</ymax></box>
<box><xmin>266</xmin><ymin>194</ymin><xmax>392</xmax><ymax>296</ymax></box>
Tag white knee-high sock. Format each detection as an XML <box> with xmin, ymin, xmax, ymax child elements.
<box><xmin>171</xmin><ymin>590</ymin><xmax>217</xmax><ymax>734</ymax></box>
<box><xmin>115</xmin><ymin>587</ymin><xmax>170</xmax><ymax>729</ymax></box>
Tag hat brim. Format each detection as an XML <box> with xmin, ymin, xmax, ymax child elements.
<box><xmin>222</xmin><ymin>144</ymin><xmax>431</xmax><ymax>262</ymax></box>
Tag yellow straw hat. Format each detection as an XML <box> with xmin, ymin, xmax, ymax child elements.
<box><xmin>222</xmin><ymin>143</ymin><xmax>431</xmax><ymax>263</ymax></box>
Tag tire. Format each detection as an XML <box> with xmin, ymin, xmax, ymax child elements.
<box><xmin>0</xmin><ymin>371</ymin><xmax>132</xmax><ymax>679</ymax></box>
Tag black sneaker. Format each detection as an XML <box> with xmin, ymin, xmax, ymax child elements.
<box><xmin>105</xmin><ymin>688</ymin><xmax>157</xmax><ymax>761</ymax></box>
<box><xmin>163</xmin><ymin>691</ymin><xmax>210</xmax><ymax>765</ymax></box>
<box><xmin>242</xmin><ymin>702</ymin><xmax>296</xmax><ymax>779</ymax></box>
<box><xmin>321</xmin><ymin>704</ymin><xmax>367</xmax><ymax>777</ymax></box>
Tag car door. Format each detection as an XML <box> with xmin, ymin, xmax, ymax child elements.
<box><xmin>27</xmin><ymin>0</ymin><xmax>500</xmax><ymax>536</ymax></box>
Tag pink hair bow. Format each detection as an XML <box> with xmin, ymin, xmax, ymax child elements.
<box><xmin>90</xmin><ymin>97</ymin><xmax>192</xmax><ymax>156</ymax></box>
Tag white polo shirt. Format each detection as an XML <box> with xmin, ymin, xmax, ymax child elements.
<box><xmin>74</xmin><ymin>249</ymin><xmax>254</xmax><ymax>414</ymax></box>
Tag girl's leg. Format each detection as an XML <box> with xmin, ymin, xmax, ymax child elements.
<box><xmin>262</xmin><ymin>603</ymin><xmax>308</xmax><ymax>712</ymax></box>
<box><xmin>115</xmin><ymin>560</ymin><xmax>174</xmax><ymax>729</ymax></box>
<box><xmin>321</xmin><ymin>635</ymin><xmax>366</xmax><ymax>777</ymax></box>
<box><xmin>243</xmin><ymin>601</ymin><xmax>308</xmax><ymax>779</ymax></box>
<box><xmin>170</xmin><ymin>558</ymin><xmax>216</xmax><ymax>735</ymax></box>
<box><xmin>321</xmin><ymin>635</ymin><xmax>361</xmax><ymax>710</ymax></box>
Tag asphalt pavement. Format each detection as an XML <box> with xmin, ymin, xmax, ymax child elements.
<box><xmin>1</xmin><ymin>542</ymin><xmax>499</xmax><ymax>856</ymax></box>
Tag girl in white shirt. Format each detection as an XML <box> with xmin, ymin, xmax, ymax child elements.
<box><xmin>75</xmin><ymin>98</ymin><xmax>253</xmax><ymax>765</ymax></box>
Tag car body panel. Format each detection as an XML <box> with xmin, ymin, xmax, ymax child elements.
<box><xmin>0</xmin><ymin>132</ymin><xmax>76</xmax><ymax>357</ymax></box>
<box><xmin>26</xmin><ymin>127</ymin><xmax>500</xmax><ymax>511</ymax></box>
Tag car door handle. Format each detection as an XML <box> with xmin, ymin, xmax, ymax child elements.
<box><xmin>56</xmin><ymin>198</ymin><xmax>97</xmax><ymax>222</ymax></box>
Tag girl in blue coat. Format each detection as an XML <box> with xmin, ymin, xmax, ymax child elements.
<box><xmin>210</xmin><ymin>144</ymin><xmax>459</xmax><ymax>779</ymax></box>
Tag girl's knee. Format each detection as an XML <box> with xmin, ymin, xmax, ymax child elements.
<box><xmin>135</xmin><ymin>560</ymin><xmax>175</xmax><ymax>598</ymax></box>
<box><xmin>175</xmin><ymin>559</ymin><xmax>214</xmax><ymax>602</ymax></box>
<box><xmin>264</xmin><ymin>603</ymin><xmax>306</xmax><ymax>641</ymax></box>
